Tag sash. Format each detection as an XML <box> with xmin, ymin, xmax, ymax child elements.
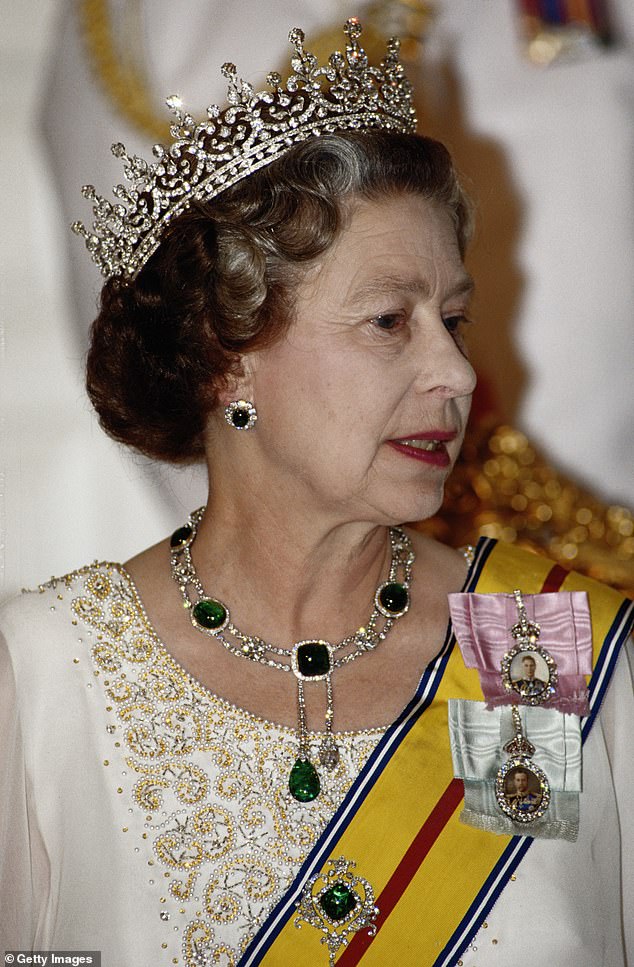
<box><xmin>240</xmin><ymin>538</ymin><xmax>634</xmax><ymax>967</ymax></box>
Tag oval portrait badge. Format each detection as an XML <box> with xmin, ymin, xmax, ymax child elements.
<box><xmin>495</xmin><ymin>757</ymin><xmax>551</xmax><ymax>824</ymax></box>
<box><xmin>501</xmin><ymin>645</ymin><xmax>558</xmax><ymax>705</ymax></box>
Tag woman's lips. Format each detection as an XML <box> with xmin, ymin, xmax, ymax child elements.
<box><xmin>386</xmin><ymin>431</ymin><xmax>457</xmax><ymax>467</ymax></box>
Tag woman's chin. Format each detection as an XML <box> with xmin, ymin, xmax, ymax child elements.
<box><xmin>373</xmin><ymin>482</ymin><xmax>447</xmax><ymax>527</ymax></box>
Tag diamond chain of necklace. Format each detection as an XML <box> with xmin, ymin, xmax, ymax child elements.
<box><xmin>169</xmin><ymin>506</ymin><xmax>414</xmax><ymax>801</ymax></box>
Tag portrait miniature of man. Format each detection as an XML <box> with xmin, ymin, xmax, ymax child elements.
<box><xmin>511</xmin><ymin>653</ymin><xmax>548</xmax><ymax>698</ymax></box>
<box><xmin>505</xmin><ymin>768</ymin><xmax>543</xmax><ymax>814</ymax></box>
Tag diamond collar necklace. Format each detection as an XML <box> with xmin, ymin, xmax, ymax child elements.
<box><xmin>169</xmin><ymin>507</ymin><xmax>415</xmax><ymax>802</ymax></box>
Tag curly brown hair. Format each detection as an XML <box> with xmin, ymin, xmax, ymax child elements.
<box><xmin>86</xmin><ymin>131</ymin><xmax>472</xmax><ymax>463</ymax></box>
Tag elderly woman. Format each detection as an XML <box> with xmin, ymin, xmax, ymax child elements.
<box><xmin>1</xmin><ymin>20</ymin><xmax>632</xmax><ymax>967</ymax></box>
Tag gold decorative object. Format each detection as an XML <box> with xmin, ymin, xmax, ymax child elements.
<box><xmin>418</xmin><ymin>419</ymin><xmax>634</xmax><ymax>597</ymax></box>
<box><xmin>78</xmin><ymin>0</ymin><xmax>167</xmax><ymax>140</ymax></box>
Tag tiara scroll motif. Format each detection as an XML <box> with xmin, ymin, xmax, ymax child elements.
<box><xmin>72</xmin><ymin>19</ymin><xmax>417</xmax><ymax>281</ymax></box>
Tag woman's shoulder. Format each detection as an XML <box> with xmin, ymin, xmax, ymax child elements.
<box><xmin>0</xmin><ymin>561</ymin><xmax>130</xmax><ymax>663</ymax></box>
<box><xmin>2</xmin><ymin>560</ymin><xmax>125</xmax><ymax>613</ymax></box>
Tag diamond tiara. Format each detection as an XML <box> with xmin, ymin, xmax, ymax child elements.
<box><xmin>72</xmin><ymin>18</ymin><xmax>417</xmax><ymax>281</ymax></box>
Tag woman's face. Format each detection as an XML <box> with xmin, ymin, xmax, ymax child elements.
<box><xmin>231</xmin><ymin>192</ymin><xmax>476</xmax><ymax>527</ymax></box>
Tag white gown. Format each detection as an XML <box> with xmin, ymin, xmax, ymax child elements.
<box><xmin>0</xmin><ymin>562</ymin><xmax>632</xmax><ymax>966</ymax></box>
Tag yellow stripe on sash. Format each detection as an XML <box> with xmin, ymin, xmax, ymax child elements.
<box><xmin>258</xmin><ymin>542</ymin><xmax>627</xmax><ymax>966</ymax></box>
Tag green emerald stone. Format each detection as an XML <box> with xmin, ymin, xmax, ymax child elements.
<box><xmin>378</xmin><ymin>581</ymin><xmax>409</xmax><ymax>616</ymax></box>
<box><xmin>192</xmin><ymin>598</ymin><xmax>227</xmax><ymax>630</ymax></box>
<box><xmin>170</xmin><ymin>525</ymin><xmax>193</xmax><ymax>549</ymax></box>
<box><xmin>319</xmin><ymin>882</ymin><xmax>357</xmax><ymax>921</ymax></box>
<box><xmin>297</xmin><ymin>642</ymin><xmax>330</xmax><ymax>677</ymax></box>
<box><xmin>288</xmin><ymin>758</ymin><xmax>320</xmax><ymax>802</ymax></box>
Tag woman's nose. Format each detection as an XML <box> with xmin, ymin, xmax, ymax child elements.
<box><xmin>413</xmin><ymin>319</ymin><xmax>477</xmax><ymax>399</ymax></box>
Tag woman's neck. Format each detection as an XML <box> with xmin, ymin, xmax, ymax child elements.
<box><xmin>192</xmin><ymin>493</ymin><xmax>392</xmax><ymax>648</ymax></box>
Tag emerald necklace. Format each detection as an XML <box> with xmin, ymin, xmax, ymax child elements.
<box><xmin>169</xmin><ymin>507</ymin><xmax>414</xmax><ymax>802</ymax></box>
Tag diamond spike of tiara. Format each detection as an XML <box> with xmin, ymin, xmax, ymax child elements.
<box><xmin>72</xmin><ymin>19</ymin><xmax>416</xmax><ymax>281</ymax></box>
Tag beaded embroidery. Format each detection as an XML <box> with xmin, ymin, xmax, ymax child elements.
<box><xmin>66</xmin><ymin>563</ymin><xmax>384</xmax><ymax>964</ymax></box>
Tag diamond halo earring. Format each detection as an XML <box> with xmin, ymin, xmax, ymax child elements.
<box><xmin>224</xmin><ymin>399</ymin><xmax>258</xmax><ymax>430</ymax></box>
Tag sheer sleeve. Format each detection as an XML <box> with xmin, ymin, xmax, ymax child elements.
<box><xmin>0</xmin><ymin>617</ymin><xmax>47</xmax><ymax>948</ymax></box>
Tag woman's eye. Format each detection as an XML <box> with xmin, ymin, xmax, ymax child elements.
<box><xmin>371</xmin><ymin>313</ymin><xmax>403</xmax><ymax>331</ymax></box>
<box><xmin>443</xmin><ymin>314</ymin><xmax>471</xmax><ymax>335</ymax></box>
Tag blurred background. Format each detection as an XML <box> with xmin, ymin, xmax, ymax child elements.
<box><xmin>1</xmin><ymin>0</ymin><xmax>633</xmax><ymax>599</ymax></box>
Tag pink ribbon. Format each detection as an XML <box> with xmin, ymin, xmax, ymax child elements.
<box><xmin>448</xmin><ymin>591</ymin><xmax>592</xmax><ymax>715</ymax></box>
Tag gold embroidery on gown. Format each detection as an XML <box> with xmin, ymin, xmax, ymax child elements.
<box><xmin>64</xmin><ymin>564</ymin><xmax>384</xmax><ymax>964</ymax></box>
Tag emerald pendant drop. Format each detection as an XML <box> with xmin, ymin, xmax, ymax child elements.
<box><xmin>289</xmin><ymin>758</ymin><xmax>320</xmax><ymax>802</ymax></box>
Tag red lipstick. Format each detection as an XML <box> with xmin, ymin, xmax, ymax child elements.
<box><xmin>386</xmin><ymin>430</ymin><xmax>457</xmax><ymax>467</ymax></box>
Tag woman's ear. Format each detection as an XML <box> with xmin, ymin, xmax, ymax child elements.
<box><xmin>216</xmin><ymin>353</ymin><xmax>257</xmax><ymax>408</ymax></box>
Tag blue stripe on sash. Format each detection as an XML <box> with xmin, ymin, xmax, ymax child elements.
<box><xmin>582</xmin><ymin>597</ymin><xmax>634</xmax><ymax>739</ymax></box>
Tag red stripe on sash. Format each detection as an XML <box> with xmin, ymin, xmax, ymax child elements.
<box><xmin>336</xmin><ymin>558</ymin><xmax>569</xmax><ymax>965</ymax></box>
<box><xmin>540</xmin><ymin>563</ymin><xmax>568</xmax><ymax>594</ymax></box>
<box><xmin>337</xmin><ymin>778</ymin><xmax>464</xmax><ymax>965</ymax></box>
